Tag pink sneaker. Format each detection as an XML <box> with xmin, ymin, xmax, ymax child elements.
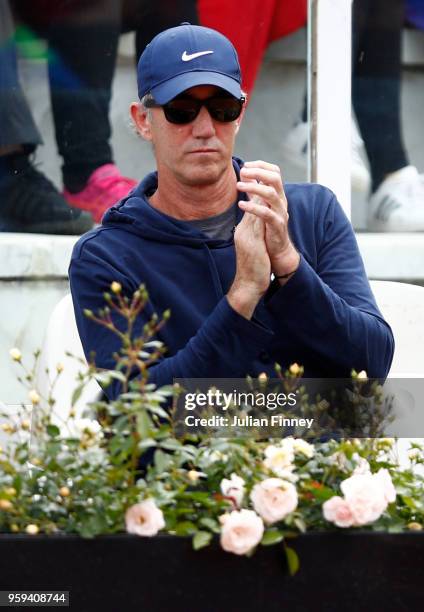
<box><xmin>63</xmin><ymin>164</ymin><xmax>137</xmax><ymax>223</ymax></box>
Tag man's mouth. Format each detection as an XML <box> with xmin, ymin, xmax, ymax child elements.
<box><xmin>189</xmin><ymin>149</ymin><xmax>218</xmax><ymax>154</ymax></box>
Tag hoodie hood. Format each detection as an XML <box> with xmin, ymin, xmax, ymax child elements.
<box><xmin>102</xmin><ymin>157</ymin><xmax>246</xmax><ymax>246</ymax></box>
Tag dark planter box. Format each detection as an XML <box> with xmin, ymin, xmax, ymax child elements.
<box><xmin>0</xmin><ymin>532</ymin><xmax>423</xmax><ymax>612</ymax></box>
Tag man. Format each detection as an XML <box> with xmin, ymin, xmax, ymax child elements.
<box><xmin>69</xmin><ymin>23</ymin><xmax>394</xmax><ymax>400</ymax></box>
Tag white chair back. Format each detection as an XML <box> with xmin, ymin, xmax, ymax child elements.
<box><xmin>35</xmin><ymin>294</ymin><xmax>102</xmax><ymax>427</ymax></box>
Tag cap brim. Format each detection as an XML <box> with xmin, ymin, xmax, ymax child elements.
<box><xmin>150</xmin><ymin>72</ymin><xmax>241</xmax><ymax>103</ymax></box>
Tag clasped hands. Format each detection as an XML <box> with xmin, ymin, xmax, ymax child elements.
<box><xmin>228</xmin><ymin>160</ymin><xmax>300</xmax><ymax>319</ymax></box>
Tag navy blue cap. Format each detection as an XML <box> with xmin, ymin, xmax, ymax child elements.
<box><xmin>137</xmin><ymin>23</ymin><xmax>242</xmax><ymax>103</ymax></box>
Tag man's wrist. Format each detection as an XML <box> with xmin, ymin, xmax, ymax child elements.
<box><xmin>227</xmin><ymin>283</ymin><xmax>264</xmax><ymax>320</ymax></box>
<box><xmin>271</xmin><ymin>245</ymin><xmax>300</xmax><ymax>280</ymax></box>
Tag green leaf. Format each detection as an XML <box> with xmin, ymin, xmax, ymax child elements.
<box><xmin>160</xmin><ymin>439</ymin><xmax>182</xmax><ymax>451</ymax></box>
<box><xmin>261</xmin><ymin>529</ymin><xmax>284</xmax><ymax>546</ymax></box>
<box><xmin>193</xmin><ymin>530</ymin><xmax>212</xmax><ymax>550</ymax></box>
<box><xmin>293</xmin><ymin>517</ymin><xmax>307</xmax><ymax>533</ymax></box>
<box><xmin>175</xmin><ymin>521</ymin><xmax>196</xmax><ymax>536</ymax></box>
<box><xmin>71</xmin><ymin>384</ymin><xmax>84</xmax><ymax>407</ymax></box>
<box><xmin>401</xmin><ymin>495</ymin><xmax>417</xmax><ymax>510</ymax></box>
<box><xmin>46</xmin><ymin>424</ymin><xmax>60</xmax><ymax>438</ymax></box>
<box><xmin>285</xmin><ymin>545</ymin><xmax>300</xmax><ymax>576</ymax></box>
<box><xmin>199</xmin><ymin>517</ymin><xmax>219</xmax><ymax>532</ymax></box>
<box><xmin>137</xmin><ymin>411</ymin><xmax>152</xmax><ymax>439</ymax></box>
<box><xmin>138</xmin><ymin>438</ymin><xmax>157</xmax><ymax>451</ymax></box>
<box><xmin>154</xmin><ymin>449</ymin><xmax>172</xmax><ymax>473</ymax></box>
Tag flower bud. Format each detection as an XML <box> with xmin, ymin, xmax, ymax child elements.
<box><xmin>59</xmin><ymin>486</ymin><xmax>70</xmax><ymax>498</ymax></box>
<box><xmin>56</xmin><ymin>363</ymin><xmax>64</xmax><ymax>374</ymax></box>
<box><xmin>111</xmin><ymin>281</ymin><xmax>122</xmax><ymax>294</ymax></box>
<box><xmin>28</xmin><ymin>389</ymin><xmax>40</xmax><ymax>405</ymax></box>
<box><xmin>10</xmin><ymin>524</ymin><xmax>19</xmax><ymax>533</ymax></box>
<box><xmin>357</xmin><ymin>370</ymin><xmax>368</xmax><ymax>381</ymax></box>
<box><xmin>0</xmin><ymin>499</ymin><xmax>13</xmax><ymax>511</ymax></box>
<box><xmin>187</xmin><ymin>470</ymin><xmax>201</xmax><ymax>483</ymax></box>
<box><xmin>407</xmin><ymin>522</ymin><xmax>422</xmax><ymax>531</ymax></box>
<box><xmin>258</xmin><ymin>372</ymin><xmax>268</xmax><ymax>383</ymax></box>
<box><xmin>9</xmin><ymin>348</ymin><xmax>22</xmax><ymax>362</ymax></box>
<box><xmin>289</xmin><ymin>363</ymin><xmax>302</xmax><ymax>376</ymax></box>
<box><xmin>5</xmin><ymin>487</ymin><xmax>16</xmax><ymax>497</ymax></box>
<box><xmin>25</xmin><ymin>524</ymin><xmax>39</xmax><ymax>535</ymax></box>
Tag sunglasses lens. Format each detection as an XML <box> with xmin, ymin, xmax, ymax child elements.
<box><xmin>163</xmin><ymin>99</ymin><xmax>199</xmax><ymax>124</ymax></box>
<box><xmin>162</xmin><ymin>96</ymin><xmax>244</xmax><ymax>124</ymax></box>
<box><xmin>207</xmin><ymin>98</ymin><xmax>243</xmax><ymax>122</ymax></box>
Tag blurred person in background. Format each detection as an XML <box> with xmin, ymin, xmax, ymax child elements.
<box><xmin>0</xmin><ymin>0</ymin><xmax>137</xmax><ymax>233</ymax></box>
<box><xmin>283</xmin><ymin>0</ymin><xmax>424</xmax><ymax>232</ymax></box>
<box><xmin>353</xmin><ymin>0</ymin><xmax>424</xmax><ymax>231</ymax></box>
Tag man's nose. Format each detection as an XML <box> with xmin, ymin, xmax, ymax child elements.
<box><xmin>191</xmin><ymin>105</ymin><xmax>216</xmax><ymax>138</ymax></box>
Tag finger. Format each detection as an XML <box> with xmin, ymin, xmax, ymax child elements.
<box><xmin>239</xmin><ymin>167</ymin><xmax>283</xmax><ymax>195</ymax></box>
<box><xmin>243</xmin><ymin>160</ymin><xmax>281</xmax><ymax>173</ymax></box>
<box><xmin>237</xmin><ymin>181</ymin><xmax>285</xmax><ymax>212</ymax></box>
<box><xmin>238</xmin><ymin>200</ymin><xmax>283</xmax><ymax>226</ymax></box>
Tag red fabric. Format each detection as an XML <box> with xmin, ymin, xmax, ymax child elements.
<box><xmin>198</xmin><ymin>0</ymin><xmax>307</xmax><ymax>96</ymax></box>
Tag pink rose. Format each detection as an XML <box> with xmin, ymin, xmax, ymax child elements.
<box><xmin>341</xmin><ymin>473</ymin><xmax>387</xmax><ymax>525</ymax></box>
<box><xmin>374</xmin><ymin>468</ymin><xmax>396</xmax><ymax>504</ymax></box>
<box><xmin>250</xmin><ymin>478</ymin><xmax>298</xmax><ymax>525</ymax></box>
<box><xmin>125</xmin><ymin>499</ymin><xmax>165</xmax><ymax>537</ymax></box>
<box><xmin>322</xmin><ymin>496</ymin><xmax>354</xmax><ymax>528</ymax></box>
<box><xmin>220</xmin><ymin>509</ymin><xmax>264</xmax><ymax>555</ymax></box>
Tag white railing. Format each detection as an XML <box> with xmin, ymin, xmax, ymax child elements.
<box><xmin>308</xmin><ymin>0</ymin><xmax>352</xmax><ymax>217</ymax></box>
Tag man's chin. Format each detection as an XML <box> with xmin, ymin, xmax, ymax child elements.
<box><xmin>180</xmin><ymin>160</ymin><xmax>226</xmax><ymax>186</ymax></box>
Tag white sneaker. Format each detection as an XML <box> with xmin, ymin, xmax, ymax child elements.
<box><xmin>368</xmin><ymin>166</ymin><xmax>424</xmax><ymax>232</ymax></box>
<box><xmin>281</xmin><ymin>118</ymin><xmax>371</xmax><ymax>192</ymax></box>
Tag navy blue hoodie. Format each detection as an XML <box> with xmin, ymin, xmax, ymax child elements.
<box><xmin>69</xmin><ymin>158</ymin><xmax>394</xmax><ymax>399</ymax></box>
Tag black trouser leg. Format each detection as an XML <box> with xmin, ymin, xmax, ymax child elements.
<box><xmin>0</xmin><ymin>0</ymin><xmax>41</xmax><ymax>150</ymax></box>
<box><xmin>12</xmin><ymin>0</ymin><xmax>121</xmax><ymax>192</ymax></box>
<box><xmin>352</xmin><ymin>0</ymin><xmax>408</xmax><ymax>192</ymax></box>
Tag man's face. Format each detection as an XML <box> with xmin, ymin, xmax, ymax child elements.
<box><xmin>133</xmin><ymin>85</ymin><xmax>243</xmax><ymax>187</ymax></box>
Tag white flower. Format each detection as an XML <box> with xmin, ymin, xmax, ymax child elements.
<box><xmin>352</xmin><ymin>453</ymin><xmax>371</xmax><ymax>475</ymax></box>
<box><xmin>322</xmin><ymin>496</ymin><xmax>354</xmax><ymax>528</ymax></box>
<box><xmin>293</xmin><ymin>439</ymin><xmax>314</xmax><ymax>459</ymax></box>
<box><xmin>69</xmin><ymin>418</ymin><xmax>103</xmax><ymax>447</ymax></box>
<box><xmin>340</xmin><ymin>472</ymin><xmax>388</xmax><ymax>526</ymax></box>
<box><xmin>408</xmin><ymin>448</ymin><xmax>422</xmax><ymax>461</ymax></box>
<box><xmin>9</xmin><ymin>348</ymin><xmax>22</xmax><ymax>362</ymax></box>
<box><xmin>263</xmin><ymin>440</ymin><xmax>295</xmax><ymax>477</ymax></box>
<box><xmin>125</xmin><ymin>499</ymin><xmax>165</xmax><ymax>537</ymax></box>
<box><xmin>374</xmin><ymin>468</ymin><xmax>396</xmax><ymax>504</ymax></box>
<box><xmin>202</xmin><ymin>449</ymin><xmax>227</xmax><ymax>465</ymax></box>
<box><xmin>220</xmin><ymin>473</ymin><xmax>245</xmax><ymax>508</ymax></box>
<box><xmin>250</xmin><ymin>478</ymin><xmax>298</xmax><ymax>524</ymax></box>
<box><xmin>220</xmin><ymin>509</ymin><xmax>264</xmax><ymax>555</ymax></box>
<box><xmin>328</xmin><ymin>451</ymin><xmax>349</xmax><ymax>471</ymax></box>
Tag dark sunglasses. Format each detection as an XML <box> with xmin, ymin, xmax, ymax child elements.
<box><xmin>143</xmin><ymin>93</ymin><xmax>245</xmax><ymax>125</ymax></box>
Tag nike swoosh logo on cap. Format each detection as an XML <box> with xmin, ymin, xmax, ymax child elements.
<box><xmin>182</xmin><ymin>50</ymin><xmax>214</xmax><ymax>62</ymax></box>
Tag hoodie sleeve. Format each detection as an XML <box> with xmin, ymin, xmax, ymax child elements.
<box><xmin>264</xmin><ymin>193</ymin><xmax>394</xmax><ymax>379</ymax></box>
<box><xmin>69</xmin><ymin>242</ymin><xmax>274</xmax><ymax>400</ymax></box>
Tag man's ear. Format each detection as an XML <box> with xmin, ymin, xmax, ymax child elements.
<box><xmin>234</xmin><ymin>99</ymin><xmax>247</xmax><ymax>135</ymax></box>
<box><xmin>130</xmin><ymin>102</ymin><xmax>152</xmax><ymax>141</ymax></box>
